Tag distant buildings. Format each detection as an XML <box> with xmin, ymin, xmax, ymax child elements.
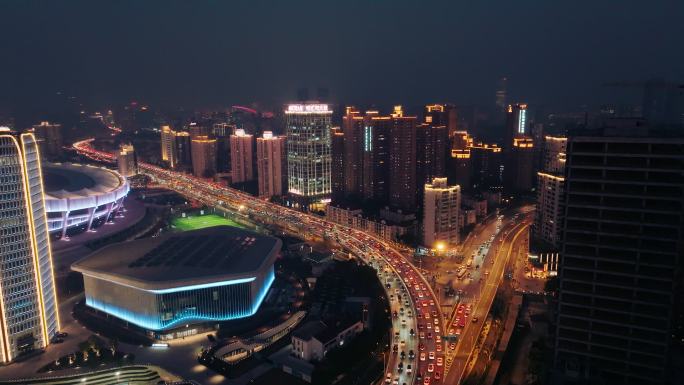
<box><xmin>388</xmin><ymin>106</ymin><xmax>417</xmax><ymax>211</ymax></box>
<box><xmin>416</xmin><ymin>122</ymin><xmax>447</xmax><ymax>188</ymax></box>
<box><xmin>554</xmin><ymin>124</ymin><xmax>684</xmax><ymax>384</ymax></box>
<box><xmin>505</xmin><ymin>103</ymin><xmax>528</xmax><ymax>148</ymax></box>
<box><xmin>117</xmin><ymin>143</ymin><xmax>137</xmax><ymax>178</ymax></box>
<box><xmin>32</xmin><ymin>121</ymin><xmax>63</xmax><ymax>161</ymax></box>
<box><xmin>423</xmin><ymin>177</ymin><xmax>460</xmax><ymax>249</ymax></box>
<box><xmin>190</xmin><ymin>135</ymin><xmax>217</xmax><ymax>178</ymax></box>
<box><xmin>504</xmin><ymin>103</ymin><xmax>535</xmax><ymax>193</ymax></box>
<box><xmin>505</xmin><ymin>136</ymin><xmax>535</xmax><ymax>192</ymax></box>
<box><xmin>0</xmin><ymin>129</ymin><xmax>60</xmax><ymax>362</ymax></box>
<box><xmin>285</xmin><ymin>103</ymin><xmax>332</xmax><ymax>210</ymax></box>
<box><xmin>160</xmin><ymin>125</ymin><xmax>191</xmax><ymax>169</ymax></box>
<box><xmin>533</xmin><ymin>136</ymin><xmax>567</xmax><ymax>248</ymax></box>
<box><xmin>230</xmin><ymin>129</ymin><xmax>254</xmax><ymax>184</ymax></box>
<box><xmin>256</xmin><ymin>131</ymin><xmax>286</xmax><ymax>198</ymax></box>
<box><xmin>340</xmin><ymin>108</ymin><xmax>392</xmax><ymax>202</ymax></box>
<box><xmin>325</xmin><ymin>204</ymin><xmax>409</xmax><ymax>242</ymax></box>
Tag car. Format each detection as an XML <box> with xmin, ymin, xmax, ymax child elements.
<box><xmin>472</xmin><ymin>317</ymin><xmax>479</xmax><ymax>323</ymax></box>
<box><xmin>425</xmin><ymin>313</ymin><xmax>430</xmax><ymax>319</ymax></box>
<box><xmin>419</xmin><ymin>323</ymin><xmax>424</xmax><ymax>330</ymax></box>
<box><xmin>428</xmin><ymin>363</ymin><xmax>435</xmax><ymax>372</ymax></box>
<box><xmin>400</xmin><ymin>351</ymin><xmax>406</xmax><ymax>359</ymax></box>
<box><xmin>409</xmin><ymin>350</ymin><xmax>415</xmax><ymax>359</ymax></box>
<box><xmin>51</xmin><ymin>337</ymin><xmax>64</xmax><ymax>344</ymax></box>
<box><xmin>450</xmin><ymin>343</ymin><xmax>456</xmax><ymax>350</ymax></box>
<box><xmin>410</xmin><ymin>328</ymin><xmax>415</xmax><ymax>336</ymax></box>
<box><xmin>393</xmin><ymin>376</ymin><xmax>399</xmax><ymax>385</ymax></box>
<box><xmin>420</xmin><ymin>352</ymin><xmax>426</xmax><ymax>361</ymax></box>
<box><xmin>393</xmin><ymin>345</ymin><xmax>398</xmax><ymax>354</ymax></box>
<box><xmin>436</xmin><ymin>343</ymin><xmax>442</xmax><ymax>352</ymax></box>
<box><xmin>431</xmin><ymin>310</ymin><xmax>437</xmax><ymax>317</ymax></box>
<box><xmin>385</xmin><ymin>372</ymin><xmax>392</xmax><ymax>383</ymax></box>
<box><xmin>435</xmin><ymin>326</ymin><xmax>440</xmax><ymax>334</ymax></box>
<box><xmin>434</xmin><ymin>371</ymin><xmax>441</xmax><ymax>381</ymax></box>
<box><xmin>427</xmin><ymin>332</ymin><xmax>433</xmax><ymax>339</ymax></box>
<box><xmin>419</xmin><ymin>342</ymin><xmax>425</xmax><ymax>351</ymax></box>
<box><xmin>437</xmin><ymin>357</ymin><xmax>443</xmax><ymax>366</ymax></box>
<box><xmin>398</xmin><ymin>362</ymin><xmax>403</xmax><ymax>372</ymax></box>
<box><xmin>423</xmin><ymin>377</ymin><xmax>431</xmax><ymax>385</ymax></box>
<box><xmin>433</xmin><ymin>318</ymin><xmax>439</xmax><ymax>325</ymax></box>
<box><xmin>427</xmin><ymin>323</ymin><xmax>432</xmax><ymax>330</ymax></box>
<box><xmin>429</xmin><ymin>351</ymin><xmax>435</xmax><ymax>360</ymax></box>
<box><xmin>407</xmin><ymin>364</ymin><xmax>412</xmax><ymax>374</ymax></box>
<box><xmin>56</xmin><ymin>331</ymin><xmax>68</xmax><ymax>338</ymax></box>
<box><xmin>436</xmin><ymin>335</ymin><xmax>441</xmax><ymax>343</ymax></box>
<box><xmin>420</xmin><ymin>332</ymin><xmax>425</xmax><ymax>339</ymax></box>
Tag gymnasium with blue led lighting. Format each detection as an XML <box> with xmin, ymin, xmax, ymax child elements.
<box><xmin>71</xmin><ymin>226</ymin><xmax>280</xmax><ymax>339</ymax></box>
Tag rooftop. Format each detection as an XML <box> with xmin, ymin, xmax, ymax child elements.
<box><xmin>72</xmin><ymin>226</ymin><xmax>281</xmax><ymax>291</ymax></box>
<box><xmin>43</xmin><ymin>162</ymin><xmax>125</xmax><ymax>199</ymax></box>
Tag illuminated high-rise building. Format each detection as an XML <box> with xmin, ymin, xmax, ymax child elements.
<box><xmin>388</xmin><ymin>106</ymin><xmax>417</xmax><ymax>211</ymax></box>
<box><xmin>423</xmin><ymin>177</ymin><xmax>460</xmax><ymax>249</ymax></box>
<box><xmin>160</xmin><ymin>125</ymin><xmax>176</xmax><ymax>167</ymax></box>
<box><xmin>448</xmin><ymin>130</ymin><xmax>473</xmax><ymax>190</ymax></box>
<box><xmin>341</xmin><ymin>108</ymin><xmax>392</xmax><ymax>202</ymax></box>
<box><xmin>361</xmin><ymin>111</ymin><xmax>391</xmax><ymax>202</ymax></box>
<box><xmin>117</xmin><ymin>143</ymin><xmax>137</xmax><ymax>178</ymax></box>
<box><xmin>505</xmin><ymin>103</ymin><xmax>528</xmax><ymax>148</ymax></box>
<box><xmin>424</xmin><ymin>104</ymin><xmax>458</xmax><ymax>138</ymax></box>
<box><xmin>0</xmin><ymin>129</ymin><xmax>60</xmax><ymax>363</ymax></box>
<box><xmin>330</xmin><ymin>127</ymin><xmax>345</xmax><ymax>203</ymax></box>
<box><xmin>256</xmin><ymin>131</ymin><xmax>286</xmax><ymax>198</ymax></box>
<box><xmin>505</xmin><ymin>136</ymin><xmax>535</xmax><ymax>192</ymax></box>
<box><xmin>416</xmin><ymin>123</ymin><xmax>447</xmax><ymax>187</ymax></box>
<box><xmin>285</xmin><ymin>103</ymin><xmax>332</xmax><ymax>210</ymax></box>
<box><xmin>342</xmin><ymin>107</ymin><xmax>364</xmax><ymax>196</ymax></box>
<box><xmin>174</xmin><ymin>131</ymin><xmax>192</xmax><ymax>169</ymax></box>
<box><xmin>533</xmin><ymin>136</ymin><xmax>567</xmax><ymax>247</ymax></box>
<box><xmin>190</xmin><ymin>136</ymin><xmax>217</xmax><ymax>178</ymax></box>
<box><xmin>32</xmin><ymin>121</ymin><xmax>63</xmax><ymax>161</ymax></box>
<box><xmin>230</xmin><ymin>129</ymin><xmax>254</xmax><ymax>184</ymax></box>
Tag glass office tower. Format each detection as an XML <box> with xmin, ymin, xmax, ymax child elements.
<box><xmin>285</xmin><ymin>103</ymin><xmax>332</xmax><ymax>210</ymax></box>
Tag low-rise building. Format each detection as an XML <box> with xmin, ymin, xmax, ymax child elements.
<box><xmin>325</xmin><ymin>204</ymin><xmax>409</xmax><ymax>242</ymax></box>
<box><xmin>291</xmin><ymin>319</ymin><xmax>364</xmax><ymax>362</ymax></box>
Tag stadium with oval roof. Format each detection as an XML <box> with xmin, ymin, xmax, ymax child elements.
<box><xmin>42</xmin><ymin>162</ymin><xmax>129</xmax><ymax>237</ymax></box>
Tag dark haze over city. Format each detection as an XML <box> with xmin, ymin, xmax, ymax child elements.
<box><xmin>1</xmin><ymin>0</ymin><xmax>683</xmax><ymax>122</ymax></box>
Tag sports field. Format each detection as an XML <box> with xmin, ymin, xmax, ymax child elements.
<box><xmin>170</xmin><ymin>214</ymin><xmax>245</xmax><ymax>231</ymax></box>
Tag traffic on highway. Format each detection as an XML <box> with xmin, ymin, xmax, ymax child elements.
<box><xmin>73</xmin><ymin>139</ymin><xmax>446</xmax><ymax>384</ymax></box>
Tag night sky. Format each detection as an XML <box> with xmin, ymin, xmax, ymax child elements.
<box><xmin>1</xmin><ymin>0</ymin><xmax>683</xmax><ymax>114</ymax></box>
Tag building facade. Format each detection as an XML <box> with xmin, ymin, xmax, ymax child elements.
<box><xmin>554</xmin><ymin>127</ymin><xmax>684</xmax><ymax>384</ymax></box>
<box><xmin>388</xmin><ymin>106</ymin><xmax>417</xmax><ymax>211</ymax></box>
<box><xmin>534</xmin><ymin>136</ymin><xmax>567</xmax><ymax>247</ymax></box>
<box><xmin>256</xmin><ymin>131</ymin><xmax>286</xmax><ymax>198</ymax></box>
<box><xmin>423</xmin><ymin>177</ymin><xmax>461</xmax><ymax>249</ymax></box>
<box><xmin>230</xmin><ymin>129</ymin><xmax>254</xmax><ymax>183</ymax></box>
<box><xmin>0</xmin><ymin>130</ymin><xmax>60</xmax><ymax>363</ymax></box>
<box><xmin>117</xmin><ymin>143</ymin><xmax>137</xmax><ymax>178</ymax></box>
<box><xmin>190</xmin><ymin>136</ymin><xmax>217</xmax><ymax>178</ymax></box>
<box><xmin>330</xmin><ymin>127</ymin><xmax>345</xmax><ymax>203</ymax></box>
<box><xmin>505</xmin><ymin>103</ymin><xmax>528</xmax><ymax>148</ymax></box>
<box><xmin>285</xmin><ymin>103</ymin><xmax>332</xmax><ymax>210</ymax></box>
